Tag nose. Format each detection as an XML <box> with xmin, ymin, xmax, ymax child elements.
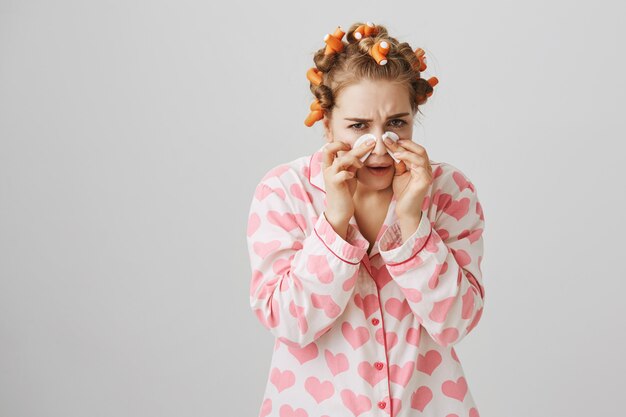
<box><xmin>370</xmin><ymin>130</ymin><xmax>388</xmax><ymax>155</ymax></box>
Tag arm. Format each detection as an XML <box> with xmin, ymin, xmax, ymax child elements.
<box><xmin>246</xmin><ymin>178</ymin><xmax>369</xmax><ymax>348</ymax></box>
<box><xmin>378</xmin><ymin>168</ymin><xmax>485</xmax><ymax>347</ymax></box>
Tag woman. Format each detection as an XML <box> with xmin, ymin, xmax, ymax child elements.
<box><xmin>246</xmin><ymin>22</ymin><xmax>485</xmax><ymax>417</ymax></box>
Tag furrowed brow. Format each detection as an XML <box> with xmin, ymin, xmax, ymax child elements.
<box><xmin>344</xmin><ymin>112</ymin><xmax>410</xmax><ymax>122</ymax></box>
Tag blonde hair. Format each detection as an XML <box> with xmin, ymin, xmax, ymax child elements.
<box><xmin>308</xmin><ymin>22</ymin><xmax>436</xmax><ymax>123</ymax></box>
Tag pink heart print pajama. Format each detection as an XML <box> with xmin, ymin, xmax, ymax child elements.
<box><xmin>246</xmin><ymin>142</ymin><xmax>486</xmax><ymax>417</ymax></box>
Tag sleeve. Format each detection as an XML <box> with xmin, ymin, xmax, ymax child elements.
<box><xmin>246</xmin><ymin>178</ymin><xmax>370</xmax><ymax>348</ymax></box>
<box><xmin>377</xmin><ymin>168</ymin><xmax>485</xmax><ymax>347</ymax></box>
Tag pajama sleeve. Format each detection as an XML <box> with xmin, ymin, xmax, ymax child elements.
<box><xmin>378</xmin><ymin>167</ymin><xmax>485</xmax><ymax>347</ymax></box>
<box><xmin>246</xmin><ymin>177</ymin><xmax>369</xmax><ymax>348</ymax></box>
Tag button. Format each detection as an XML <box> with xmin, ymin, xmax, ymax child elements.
<box><xmin>371</xmin><ymin>318</ymin><xmax>379</xmax><ymax>325</ymax></box>
<box><xmin>374</xmin><ymin>361</ymin><xmax>384</xmax><ymax>370</ymax></box>
<box><xmin>378</xmin><ymin>401</ymin><xmax>386</xmax><ymax>409</ymax></box>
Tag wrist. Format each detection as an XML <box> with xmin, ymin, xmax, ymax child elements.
<box><xmin>323</xmin><ymin>211</ymin><xmax>349</xmax><ymax>240</ymax></box>
<box><xmin>397</xmin><ymin>213</ymin><xmax>422</xmax><ymax>243</ymax></box>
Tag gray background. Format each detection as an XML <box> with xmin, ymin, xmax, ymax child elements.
<box><xmin>1</xmin><ymin>1</ymin><xmax>625</xmax><ymax>416</ymax></box>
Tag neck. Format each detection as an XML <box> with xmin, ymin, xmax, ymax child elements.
<box><xmin>354</xmin><ymin>184</ymin><xmax>393</xmax><ymax>204</ymax></box>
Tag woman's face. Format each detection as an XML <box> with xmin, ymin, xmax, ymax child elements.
<box><xmin>323</xmin><ymin>79</ymin><xmax>414</xmax><ymax>193</ymax></box>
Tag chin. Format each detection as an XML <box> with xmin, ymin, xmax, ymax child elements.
<box><xmin>356</xmin><ymin>167</ymin><xmax>394</xmax><ymax>189</ymax></box>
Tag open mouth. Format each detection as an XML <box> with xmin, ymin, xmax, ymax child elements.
<box><xmin>367</xmin><ymin>166</ymin><xmax>391</xmax><ymax>175</ymax></box>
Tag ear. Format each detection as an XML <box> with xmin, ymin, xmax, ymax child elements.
<box><xmin>323</xmin><ymin>116</ymin><xmax>333</xmax><ymax>142</ymax></box>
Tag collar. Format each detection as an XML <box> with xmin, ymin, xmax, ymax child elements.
<box><xmin>307</xmin><ymin>143</ymin><xmax>327</xmax><ymax>193</ymax></box>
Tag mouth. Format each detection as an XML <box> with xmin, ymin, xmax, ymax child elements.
<box><xmin>366</xmin><ymin>165</ymin><xmax>392</xmax><ymax>176</ymax></box>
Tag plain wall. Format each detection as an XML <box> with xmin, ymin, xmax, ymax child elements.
<box><xmin>1</xmin><ymin>0</ymin><xmax>625</xmax><ymax>416</ymax></box>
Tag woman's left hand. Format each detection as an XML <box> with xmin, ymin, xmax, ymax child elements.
<box><xmin>384</xmin><ymin>137</ymin><xmax>434</xmax><ymax>220</ymax></box>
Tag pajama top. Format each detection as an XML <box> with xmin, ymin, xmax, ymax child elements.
<box><xmin>246</xmin><ymin>142</ymin><xmax>486</xmax><ymax>417</ymax></box>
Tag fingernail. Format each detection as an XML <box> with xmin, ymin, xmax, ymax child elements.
<box><xmin>365</xmin><ymin>139</ymin><xmax>375</xmax><ymax>146</ymax></box>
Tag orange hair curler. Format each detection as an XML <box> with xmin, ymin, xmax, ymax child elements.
<box><xmin>304</xmin><ymin>99</ymin><xmax>325</xmax><ymax>127</ymax></box>
<box><xmin>414</xmin><ymin>48</ymin><xmax>428</xmax><ymax>71</ymax></box>
<box><xmin>324</xmin><ymin>27</ymin><xmax>345</xmax><ymax>55</ymax></box>
<box><xmin>369</xmin><ymin>40</ymin><xmax>389</xmax><ymax>65</ymax></box>
<box><xmin>354</xmin><ymin>22</ymin><xmax>379</xmax><ymax>40</ymax></box>
<box><xmin>306</xmin><ymin>68</ymin><xmax>323</xmax><ymax>86</ymax></box>
<box><xmin>426</xmin><ymin>76</ymin><xmax>439</xmax><ymax>97</ymax></box>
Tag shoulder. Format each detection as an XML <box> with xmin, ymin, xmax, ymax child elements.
<box><xmin>251</xmin><ymin>153</ymin><xmax>314</xmax><ymax>208</ymax></box>
<box><xmin>430</xmin><ymin>159</ymin><xmax>479</xmax><ymax>196</ymax></box>
<box><xmin>256</xmin><ymin>154</ymin><xmax>310</xmax><ymax>189</ymax></box>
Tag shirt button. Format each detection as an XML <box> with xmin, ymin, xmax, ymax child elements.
<box><xmin>371</xmin><ymin>318</ymin><xmax>379</xmax><ymax>325</ymax></box>
<box><xmin>374</xmin><ymin>361</ymin><xmax>384</xmax><ymax>370</ymax></box>
<box><xmin>378</xmin><ymin>401</ymin><xmax>386</xmax><ymax>409</ymax></box>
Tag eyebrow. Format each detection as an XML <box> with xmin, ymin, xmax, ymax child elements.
<box><xmin>344</xmin><ymin>113</ymin><xmax>410</xmax><ymax>122</ymax></box>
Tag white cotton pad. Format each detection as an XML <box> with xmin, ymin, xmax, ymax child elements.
<box><xmin>382</xmin><ymin>131</ymin><xmax>401</xmax><ymax>163</ymax></box>
<box><xmin>353</xmin><ymin>132</ymin><xmax>402</xmax><ymax>163</ymax></box>
<box><xmin>353</xmin><ymin>133</ymin><xmax>377</xmax><ymax>162</ymax></box>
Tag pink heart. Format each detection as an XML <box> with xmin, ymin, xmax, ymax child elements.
<box><xmin>261</xmin><ymin>164</ymin><xmax>290</xmax><ymax>181</ymax></box>
<box><xmin>357</xmin><ymin>361</ymin><xmax>387</xmax><ymax>387</ymax></box>
<box><xmin>307</xmin><ymin>255</ymin><xmax>334</xmax><ymax>284</ymax></box>
<box><xmin>287</xmin><ymin>342</ymin><xmax>319</xmax><ymax>364</ymax></box>
<box><xmin>305</xmin><ymin>376</ymin><xmax>334</xmax><ymax>403</ymax></box>
<box><xmin>272</xmin><ymin>257</ymin><xmax>291</xmax><ymax>276</ymax></box>
<box><xmin>288</xmin><ymin>301</ymin><xmax>308</xmax><ymax>334</ymax></box>
<box><xmin>371</xmin><ymin>263</ymin><xmax>393</xmax><ymax>288</ymax></box>
<box><xmin>467</xmin><ymin>307</ymin><xmax>483</xmax><ymax>334</ymax></box>
<box><xmin>256</xmin><ymin>185</ymin><xmax>285</xmax><ymax>201</ymax></box>
<box><xmin>290</xmin><ymin>183</ymin><xmax>312</xmax><ymax>204</ymax></box>
<box><xmin>279</xmin><ymin>404</ymin><xmax>308</xmax><ymax>417</ymax></box>
<box><xmin>270</xmin><ymin>367</ymin><xmax>295</xmax><ymax>392</ymax></box>
<box><xmin>389</xmin><ymin>361</ymin><xmax>415</xmax><ymax>387</ymax></box>
<box><xmin>416</xmin><ymin>350</ymin><xmax>442</xmax><ymax>375</ymax></box>
<box><xmin>311</xmin><ymin>293</ymin><xmax>341</xmax><ymax>318</ymax></box>
<box><xmin>452</xmin><ymin>171</ymin><xmax>473</xmax><ymax>192</ymax></box>
<box><xmin>267</xmin><ymin>210</ymin><xmax>300</xmax><ymax>232</ymax></box>
<box><xmin>451</xmin><ymin>249</ymin><xmax>472</xmax><ymax>270</ymax></box>
<box><xmin>469</xmin><ymin>407</ymin><xmax>480</xmax><ymax>417</ymax></box>
<box><xmin>354</xmin><ymin>293</ymin><xmax>379</xmax><ymax>318</ymax></box>
<box><xmin>259</xmin><ymin>398</ymin><xmax>272</xmax><ymax>417</ymax></box>
<box><xmin>442</xmin><ymin>376</ymin><xmax>468</xmax><ymax>402</ymax></box>
<box><xmin>429</xmin><ymin>296</ymin><xmax>455</xmax><ymax>323</ymax></box>
<box><xmin>253</xmin><ymin>240</ymin><xmax>280</xmax><ymax>259</ymax></box>
<box><xmin>341</xmin><ymin>322</ymin><xmax>370</xmax><ymax>350</ymax></box>
<box><xmin>247</xmin><ymin>213</ymin><xmax>261</xmax><ymax>236</ymax></box>
<box><xmin>433</xmin><ymin>327</ymin><xmax>459</xmax><ymax>347</ymax></box>
<box><xmin>250</xmin><ymin>269</ymin><xmax>264</xmax><ymax>297</ymax></box>
<box><xmin>324</xmin><ymin>349</ymin><xmax>349</xmax><ymax>376</ymax></box>
<box><xmin>342</xmin><ymin>268</ymin><xmax>359</xmax><ymax>291</ymax></box>
<box><xmin>375</xmin><ymin>328</ymin><xmax>398</xmax><ymax>350</ymax></box>
<box><xmin>461</xmin><ymin>286</ymin><xmax>476</xmax><ymax>319</ymax></box>
<box><xmin>340</xmin><ymin>389</ymin><xmax>372</xmax><ymax>416</ymax></box>
<box><xmin>458</xmin><ymin>228</ymin><xmax>482</xmax><ymax>244</ymax></box>
<box><xmin>427</xmin><ymin>262</ymin><xmax>446</xmax><ymax>290</ymax></box>
<box><xmin>443</xmin><ymin>196</ymin><xmax>470</xmax><ymax>221</ymax></box>
<box><xmin>451</xmin><ymin>347</ymin><xmax>460</xmax><ymax>363</ymax></box>
<box><xmin>405</xmin><ymin>326</ymin><xmax>421</xmax><ymax>346</ymax></box>
<box><xmin>385</xmin><ymin>298</ymin><xmax>412</xmax><ymax>322</ymax></box>
<box><xmin>410</xmin><ymin>386</ymin><xmax>433</xmax><ymax>412</ymax></box>
<box><xmin>254</xmin><ymin>298</ymin><xmax>280</xmax><ymax>328</ymax></box>
<box><xmin>403</xmin><ymin>287</ymin><xmax>422</xmax><ymax>303</ymax></box>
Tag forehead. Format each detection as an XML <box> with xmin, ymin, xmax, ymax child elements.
<box><xmin>334</xmin><ymin>79</ymin><xmax>411</xmax><ymax>115</ymax></box>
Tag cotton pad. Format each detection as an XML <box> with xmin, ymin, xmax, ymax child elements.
<box><xmin>353</xmin><ymin>131</ymin><xmax>401</xmax><ymax>163</ymax></box>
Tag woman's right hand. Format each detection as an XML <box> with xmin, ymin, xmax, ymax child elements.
<box><xmin>321</xmin><ymin>139</ymin><xmax>376</xmax><ymax>227</ymax></box>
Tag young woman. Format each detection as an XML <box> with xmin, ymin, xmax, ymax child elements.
<box><xmin>246</xmin><ymin>22</ymin><xmax>486</xmax><ymax>417</ymax></box>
